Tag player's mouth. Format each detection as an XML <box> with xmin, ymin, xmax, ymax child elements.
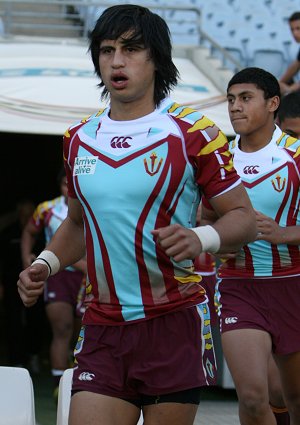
<box><xmin>231</xmin><ymin>116</ymin><xmax>246</xmax><ymax>122</ymax></box>
<box><xmin>111</xmin><ymin>73</ymin><xmax>128</xmax><ymax>89</ymax></box>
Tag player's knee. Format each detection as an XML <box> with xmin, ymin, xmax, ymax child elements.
<box><xmin>239</xmin><ymin>388</ymin><xmax>269</xmax><ymax>417</ymax></box>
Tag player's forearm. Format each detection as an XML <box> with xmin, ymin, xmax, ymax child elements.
<box><xmin>273</xmin><ymin>225</ymin><xmax>300</xmax><ymax>245</ymax></box>
<box><xmin>44</xmin><ymin>216</ymin><xmax>85</xmax><ymax>272</ymax></box>
<box><xmin>212</xmin><ymin>206</ymin><xmax>257</xmax><ymax>253</ymax></box>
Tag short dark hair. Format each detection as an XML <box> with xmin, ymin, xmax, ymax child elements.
<box><xmin>278</xmin><ymin>90</ymin><xmax>300</xmax><ymax>122</ymax></box>
<box><xmin>227</xmin><ymin>67</ymin><xmax>281</xmax><ymax>116</ymax></box>
<box><xmin>89</xmin><ymin>4</ymin><xmax>179</xmax><ymax>106</ymax></box>
<box><xmin>289</xmin><ymin>12</ymin><xmax>300</xmax><ymax>22</ymax></box>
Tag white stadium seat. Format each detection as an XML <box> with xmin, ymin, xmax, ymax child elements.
<box><xmin>0</xmin><ymin>366</ymin><xmax>36</xmax><ymax>425</ymax></box>
<box><xmin>56</xmin><ymin>368</ymin><xmax>144</xmax><ymax>425</ymax></box>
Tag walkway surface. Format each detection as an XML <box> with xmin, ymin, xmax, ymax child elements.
<box><xmin>195</xmin><ymin>400</ymin><xmax>239</xmax><ymax>424</ymax></box>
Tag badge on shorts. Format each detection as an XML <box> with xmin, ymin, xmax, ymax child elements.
<box><xmin>73</xmin><ymin>156</ymin><xmax>98</xmax><ymax>176</ymax></box>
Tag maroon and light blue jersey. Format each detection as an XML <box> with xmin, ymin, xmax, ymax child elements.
<box><xmin>219</xmin><ymin>126</ymin><xmax>300</xmax><ymax>279</ymax></box>
<box><xmin>31</xmin><ymin>195</ymin><xmax>76</xmax><ymax>273</ymax></box>
<box><xmin>31</xmin><ymin>196</ymin><xmax>67</xmax><ymax>244</ymax></box>
<box><xmin>63</xmin><ymin>98</ymin><xmax>240</xmax><ymax>325</ymax></box>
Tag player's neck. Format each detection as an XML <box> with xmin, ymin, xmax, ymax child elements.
<box><xmin>239</xmin><ymin>124</ymin><xmax>276</xmax><ymax>153</ymax></box>
<box><xmin>109</xmin><ymin>98</ymin><xmax>156</xmax><ymax>121</ymax></box>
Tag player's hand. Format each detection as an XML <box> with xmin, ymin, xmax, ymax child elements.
<box><xmin>255</xmin><ymin>211</ymin><xmax>285</xmax><ymax>244</ymax></box>
<box><xmin>17</xmin><ymin>264</ymin><xmax>48</xmax><ymax>307</ymax></box>
<box><xmin>152</xmin><ymin>224</ymin><xmax>201</xmax><ymax>262</ymax></box>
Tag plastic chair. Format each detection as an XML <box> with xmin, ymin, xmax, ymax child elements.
<box><xmin>0</xmin><ymin>366</ymin><xmax>36</xmax><ymax>425</ymax></box>
<box><xmin>56</xmin><ymin>368</ymin><xmax>144</xmax><ymax>425</ymax></box>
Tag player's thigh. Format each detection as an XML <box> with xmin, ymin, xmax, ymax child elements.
<box><xmin>222</xmin><ymin>328</ymin><xmax>272</xmax><ymax>394</ymax></box>
<box><xmin>275</xmin><ymin>351</ymin><xmax>300</xmax><ymax>406</ymax></box>
<box><xmin>46</xmin><ymin>301</ymin><xmax>74</xmax><ymax>332</ymax></box>
<box><xmin>69</xmin><ymin>391</ymin><xmax>141</xmax><ymax>425</ymax></box>
<box><xmin>143</xmin><ymin>402</ymin><xmax>198</xmax><ymax>425</ymax></box>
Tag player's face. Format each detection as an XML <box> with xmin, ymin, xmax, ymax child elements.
<box><xmin>99</xmin><ymin>33</ymin><xmax>156</xmax><ymax>118</ymax></box>
<box><xmin>290</xmin><ymin>19</ymin><xmax>300</xmax><ymax>43</ymax></box>
<box><xmin>227</xmin><ymin>83</ymin><xmax>277</xmax><ymax>137</ymax></box>
<box><xmin>280</xmin><ymin>116</ymin><xmax>300</xmax><ymax>139</ymax></box>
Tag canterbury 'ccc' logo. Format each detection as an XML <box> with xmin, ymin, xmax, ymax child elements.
<box><xmin>243</xmin><ymin>165</ymin><xmax>259</xmax><ymax>174</ymax></box>
<box><xmin>110</xmin><ymin>136</ymin><xmax>132</xmax><ymax>148</ymax></box>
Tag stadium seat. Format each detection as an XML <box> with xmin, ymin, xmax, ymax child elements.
<box><xmin>56</xmin><ymin>368</ymin><xmax>144</xmax><ymax>425</ymax></box>
<box><xmin>0</xmin><ymin>366</ymin><xmax>36</xmax><ymax>425</ymax></box>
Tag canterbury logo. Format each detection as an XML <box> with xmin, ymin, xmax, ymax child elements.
<box><xmin>78</xmin><ymin>372</ymin><xmax>95</xmax><ymax>381</ymax></box>
<box><xmin>143</xmin><ymin>152</ymin><xmax>163</xmax><ymax>176</ymax></box>
<box><xmin>243</xmin><ymin>165</ymin><xmax>259</xmax><ymax>174</ymax></box>
<box><xmin>110</xmin><ymin>136</ymin><xmax>132</xmax><ymax>148</ymax></box>
<box><xmin>271</xmin><ymin>175</ymin><xmax>286</xmax><ymax>192</ymax></box>
<box><xmin>224</xmin><ymin>317</ymin><xmax>238</xmax><ymax>324</ymax></box>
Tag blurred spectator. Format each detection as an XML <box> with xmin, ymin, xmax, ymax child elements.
<box><xmin>279</xmin><ymin>12</ymin><xmax>300</xmax><ymax>95</ymax></box>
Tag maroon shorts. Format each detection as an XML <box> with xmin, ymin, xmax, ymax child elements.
<box><xmin>217</xmin><ymin>276</ymin><xmax>300</xmax><ymax>355</ymax></box>
<box><xmin>72</xmin><ymin>306</ymin><xmax>217</xmax><ymax>401</ymax></box>
<box><xmin>200</xmin><ymin>274</ymin><xmax>218</xmax><ymax>327</ymax></box>
<box><xmin>44</xmin><ymin>269</ymin><xmax>84</xmax><ymax>317</ymax></box>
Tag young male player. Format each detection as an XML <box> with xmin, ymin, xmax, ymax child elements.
<box><xmin>17</xmin><ymin>5</ymin><xmax>256</xmax><ymax>425</ymax></box>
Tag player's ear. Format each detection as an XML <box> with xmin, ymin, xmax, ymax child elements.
<box><xmin>268</xmin><ymin>96</ymin><xmax>280</xmax><ymax>114</ymax></box>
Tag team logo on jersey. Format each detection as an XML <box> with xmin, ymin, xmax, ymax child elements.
<box><xmin>243</xmin><ymin>165</ymin><xmax>259</xmax><ymax>174</ymax></box>
<box><xmin>271</xmin><ymin>175</ymin><xmax>286</xmax><ymax>192</ymax></box>
<box><xmin>110</xmin><ymin>136</ymin><xmax>132</xmax><ymax>148</ymax></box>
<box><xmin>143</xmin><ymin>152</ymin><xmax>163</xmax><ymax>176</ymax></box>
<box><xmin>73</xmin><ymin>156</ymin><xmax>98</xmax><ymax>176</ymax></box>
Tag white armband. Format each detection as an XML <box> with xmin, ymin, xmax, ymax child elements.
<box><xmin>32</xmin><ymin>250</ymin><xmax>61</xmax><ymax>277</ymax></box>
<box><xmin>191</xmin><ymin>225</ymin><xmax>221</xmax><ymax>253</ymax></box>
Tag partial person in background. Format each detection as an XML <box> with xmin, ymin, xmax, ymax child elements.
<box><xmin>0</xmin><ymin>199</ymin><xmax>45</xmax><ymax>372</ymax></box>
<box><xmin>279</xmin><ymin>12</ymin><xmax>300</xmax><ymax>95</ymax></box>
<box><xmin>21</xmin><ymin>167</ymin><xmax>86</xmax><ymax>399</ymax></box>
<box><xmin>202</xmin><ymin>67</ymin><xmax>300</xmax><ymax>425</ymax></box>
<box><xmin>277</xmin><ymin>89</ymin><xmax>300</xmax><ymax>139</ymax></box>
<box><xmin>17</xmin><ymin>5</ymin><xmax>256</xmax><ymax>425</ymax></box>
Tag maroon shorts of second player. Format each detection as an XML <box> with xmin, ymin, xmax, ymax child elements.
<box><xmin>216</xmin><ymin>276</ymin><xmax>300</xmax><ymax>355</ymax></box>
<box><xmin>44</xmin><ymin>269</ymin><xmax>83</xmax><ymax>316</ymax></box>
<box><xmin>72</xmin><ymin>306</ymin><xmax>217</xmax><ymax>402</ymax></box>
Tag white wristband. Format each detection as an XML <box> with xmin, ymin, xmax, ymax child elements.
<box><xmin>191</xmin><ymin>225</ymin><xmax>221</xmax><ymax>253</ymax></box>
<box><xmin>32</xmin><ymin>250</ymin><xmax>61</xmax><ymax>277</ymax></box>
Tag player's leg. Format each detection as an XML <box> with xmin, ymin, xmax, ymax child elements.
<box><xmin>142</xmin><ymin>388</ymin><xmax>199</xmax><ymax>425</ymax></box>
<box><xmin>275</xmin><ymin>351</ymin><xmax>300</xmax><ymax>425</ymax></box>
<box><xmin>45</xmin><ymin>301</ymin><xmax>74</xmax><ymax>390</ymax></box>
<box><xmin>222</xmin><ymin>329</ymin><xmax>276</xmax><ymax>425</ymax></box>
<box><xmin>69</xmin><ymin>392</ymin><xmax>141</xmax><ymax>425</ymax></box>
<box><xmin>268</xmin><ymin>355</ymin><xmax>290</xmax><ymax>425</ymax></box>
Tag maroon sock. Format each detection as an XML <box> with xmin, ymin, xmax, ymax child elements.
<box><xmin>271</xmin><ymin>405</ymin><xmax>290</xmax><ymax>425</ymax></box>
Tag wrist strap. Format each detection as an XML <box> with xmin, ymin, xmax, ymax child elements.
<box><xmin>191</xmin><ymin>225</ymin><xmax>221</xmax><ymax>253</ymax></box>
<box><xmin>32</xmin><ymin>250</ymin><xmax>60</xmax><ymax>277</ymax></box>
